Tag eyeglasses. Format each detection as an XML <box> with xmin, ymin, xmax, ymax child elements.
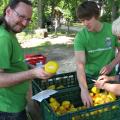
<box><xmin>13</xmin><ymin>9</ymin><xmax>32</xmax><ymax>23</ymax></box>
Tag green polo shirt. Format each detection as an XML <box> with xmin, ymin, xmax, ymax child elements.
<box><xmin>74</xmin><ymin>22</ymin><xmax>120</xmax><ymax>77</ymax></box>
<box><xmin>0</xmin><ymin>25</ymin><xmax>29</xmax><ymax>112</ymax></box>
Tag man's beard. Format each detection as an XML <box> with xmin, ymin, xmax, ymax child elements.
<box><xmin>4</xmin><ymin>20</ymin><xmax>15</xmax><ymax>32</ymax></box>
<box><xmin>4</xmin><ymin>20</ymin><xmax>24</xmax><ymax>33</ymax></box>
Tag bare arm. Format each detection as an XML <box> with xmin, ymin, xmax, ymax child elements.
<box><xmin>102</xmin><ymin>83</ymin><xmax>120</xmax><ymax>96</ymax></box>
<box><xmin>75</xmin><ymin>51</ymin><xmax>87</xmax><ymax>89</ymax></box>
<box><xmin>100</xmin><ymin>47</ymin><xmax>120</xmax><ymax>75</ymax></box>
<box><xmin>97</xmin><ymin>75</ymin><xmax>118</xmax><ymax>82</ymax></box>
<box><xmin>110</xmin><ymin>47</ymin><xmax>120</xmax><ymax>68</ymax></box>
<box><xmin>75</xmin><ymin>51</ymin><xmax>93</xmax><ymax>107</ymax></box>
<box><xmin>95</xmin><ymin>75</ymin><xmax>119</xmax><ymax>89</ymax></box>
<box><xmin>0</xmin><ymin>67</ymin><xmax>52</xmax><ymax>87</ymax></box>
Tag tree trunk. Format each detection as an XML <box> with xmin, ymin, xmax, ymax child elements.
<box><xmin>38</xmin><ymin>0</ymin><xmax>46</xmax><ymax>28</ymax></box>
<box><xmin>111</xmin><ymin>1</ymin><xmax>118</xmax><ymax>21</ymax></box>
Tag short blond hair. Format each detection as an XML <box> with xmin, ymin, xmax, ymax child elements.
<box><xmin>112</xmin><ymin>17</ymin><xmax>120</xmax><ymax>36</ymax></box>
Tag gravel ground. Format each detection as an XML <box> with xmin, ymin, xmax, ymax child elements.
<box><xmin>46</xmin><ymin>47</ymin><xmax>76</xmax><ymax>73</ymax></box>
<box><xmin>21</xmin><ymin>35</ymin><xmax>76</xmax><ymax>73</ymax></box>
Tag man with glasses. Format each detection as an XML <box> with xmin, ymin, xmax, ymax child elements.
<box><xmin>13</xmin><ymin>9</ymin><xmax>32</xmax><ymax>23</ymax></box>
<box><xmin>74</xmin><ymin>1</ymin><xmax>120</xmax><ymax>108</ymax></box>
<box><xmin>0</xmin><ymin>0</ymin><xmax>52</xmax><ymax>119</ymax></box>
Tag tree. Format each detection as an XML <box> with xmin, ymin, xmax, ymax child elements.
<box><xmin>100</xmin><ymin>0</ymin><xmax>120</xmax><ymax>22</ymax></box>
<box><xmin>0</xmin><ymin>0</ymin><xmax>9</xmax><ymax>15</ymax></box>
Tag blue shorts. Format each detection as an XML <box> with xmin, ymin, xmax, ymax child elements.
<box><xmin>0</xmin><ymin>110</ymin><xmax>27</xmax><ymax>120</ymax></box>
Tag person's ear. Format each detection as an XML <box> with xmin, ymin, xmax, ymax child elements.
<box><xmin>95</xmin><ymin>16</ymin><xmax>99</xmax><ymax>20</ymax></box>
<box><xmin>5</xmin><ymin>7</ymin><xmax>12</xmax><ymax>16</ymax></box>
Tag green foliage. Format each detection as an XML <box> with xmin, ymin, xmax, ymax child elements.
<box><xmin>100</xmin><ymin>2</ymin><xmax>111</xmax><ymax>22</ymax></box>
<box><xmin>100</xmin><ymin>14</ymin><xmax>111</xmax><ymax>22</ymax></box>
<box><xmin>100</xmin><ymin>0</ymin><xmax>120</xmax><ymax>22</ymax></box>
<box><xmin>28</xmin><ymin>7</ymin><xmax>38</xmax><ymax>30</ymax></box>
<box><xmin>107</xmin><ymin>0</ymin><xmax>120</xmax><ymax>7</ymax></box>
<box><xmin>40</xmin><ymin>41</ymin><xmax>52</xmax><ymax>46</ymax></box>
<box><xmin>0</xmin><ymin>0</ymin><xmax>120</xmax><ymax>30</ymax></box>
<box><xmin>57</xmin><ymin>0</ymin><xmax>81</xmax><ymax>21</ymax></box>
<box><xmin>0</xmin><ymin>0</ymin><xmax>9</xmax><ymax>16</ymax></box>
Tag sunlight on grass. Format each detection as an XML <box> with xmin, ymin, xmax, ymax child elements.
<box><xmin>23</xmin><ymin>43</ymin><xmax>72</xmax><ymax>55</ymax></box>
<box><xmin>17</xmin><ymin>28</ymin><xmax>75</xmax><ymax>56</ymax></box>
<box><xmin>39</xmin><ymin>41</ymin><xmax>52</xmax><ymax>46</ymax></box>
<box><xmin>72</xmin><ymin>22</ymin><xmax>84</xmax><ymax>27</ymax></box>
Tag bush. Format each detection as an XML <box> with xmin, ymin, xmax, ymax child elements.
<box><xmin>100</xmin><ymin>14</ymin><xmax>111</xmax><ymax>22</ymax></box>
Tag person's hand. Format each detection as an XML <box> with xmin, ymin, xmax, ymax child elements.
<box><xmin>81</xmin><ymin>88</ymin><xmax>93</xmax><ymax>108</ymax></box>
<box><xmin>99</xmin><ymin>64</ymin><xmax>113</xmax><ymax>75</ymax></box>
<box><xmin>97</xmin><ymin>75</ymin><xmax>110</xmax><ymax>81</ymax></box>
<box><xmin>33</xmin><ymin>67</ymin><xmax>53</xmax><ymax>80</ymax></box>
<box><xmin>94</xmin><ymin>75</ymin><xmax>110</xmax><ymax>89</ymax></box>
<box><xmin>95</xmin><ymin>80</ymin><xmax>105</xmax><ymax>89</ymax></box>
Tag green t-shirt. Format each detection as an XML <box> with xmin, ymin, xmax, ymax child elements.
<box><xmin>0</xmin><ymin>25</ymin><xmax>29</xmax><ymax>112</ymax></box>
<box><xmin>74</xmin><ymin>22</ymin><xmax>120</xmax><ymax>77</ymax></box>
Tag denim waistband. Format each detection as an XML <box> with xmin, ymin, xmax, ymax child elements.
<box><xmin>0</xmin><ymin>110</ymin><xmax>26</xmax><ymax>116</ymax></box>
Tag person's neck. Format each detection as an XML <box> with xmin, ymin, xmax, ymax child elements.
<box><xmin>4</xmin><ymin>17</ymin><xmax>16</xmax><ymax>34</ymax></box>
<box><xmin>3</xmin><ymin>17</ymin><xmax>11</xmax><ymax>32</ymax></box>
<box><xmin>94</xmin><ymin>21</ymin><xmax>103</xmax><ymax>32</ymax></box>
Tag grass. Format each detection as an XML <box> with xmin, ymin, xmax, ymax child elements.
<box><xmin>72</xmin><ymin>22</ymin><xmax>84</xmax><ymax>27</ymax></box>
<box><xmin>23</xmin><ymin>43</ymin><xmax>72</xmax><ymax>56</ymax></box>
<box><xmin>48</xmin><ymin>29</ymin><xmax>77</xmax><ymax>37</ymax></box>
<box><xmin>19</xmin><ymin>28</ymin><xmax>75</xmax><ymax>56</ymax></box>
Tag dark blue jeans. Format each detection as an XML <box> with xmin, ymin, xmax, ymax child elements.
<box><xmin>0</xmin><ymin>110</ymin><xmax>27</xmax><ymax>120</ymax></box>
